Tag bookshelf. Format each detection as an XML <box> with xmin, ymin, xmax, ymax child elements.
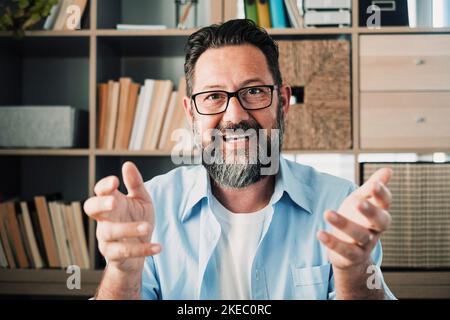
<box><xmin>0</xmin><ymin>0</ymin><xmax>449</xmax><ymax>299</ymax></box>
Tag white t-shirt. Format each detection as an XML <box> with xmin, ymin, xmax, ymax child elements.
<box><xmin>209</xmin><ymin>195</ymin><xmax>272</xmax><ymax>300</ymax></box>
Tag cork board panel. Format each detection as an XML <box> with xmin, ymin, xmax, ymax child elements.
<box><xmin>278</xmin><ymin>40</ymin><xmax>352</xmax><ymax>150</ymax></box>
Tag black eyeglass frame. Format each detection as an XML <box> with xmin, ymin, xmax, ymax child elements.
<box><xmin>190</xmin><ymin>84</ymin><xmax>278</xmax><ymax>115</ymax></box>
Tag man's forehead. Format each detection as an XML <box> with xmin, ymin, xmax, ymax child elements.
<box><xmin>193</xmin><ymin>44</ymin><xmax>273</xmax><ymax>91</ymax></box>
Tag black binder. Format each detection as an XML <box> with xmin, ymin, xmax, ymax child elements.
<box><xmin>359</xmin><ymin>0</ymin><xmax>409</xmax><ymax>27</ymax></box>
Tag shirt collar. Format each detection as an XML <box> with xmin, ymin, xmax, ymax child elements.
<box><xmin>277</xmin><ymin>156</ymin><xmax>313</xmax><ymax>214</ymax></box>
<box><xmin>181</xmin><ymin>156</ymin><xmax>313</xmax><ymax>222</ymax></box>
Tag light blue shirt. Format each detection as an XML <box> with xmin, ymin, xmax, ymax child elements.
<box><xmin>141</xmin><ymin>156</ymin><xmax>395</xmax><ymax>299</ymax></box>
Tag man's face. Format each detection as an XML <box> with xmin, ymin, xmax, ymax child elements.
<box><xmin>183</xmin><ymin>44</ymin><xmax>291</xmax><ymax>188</ymax></box>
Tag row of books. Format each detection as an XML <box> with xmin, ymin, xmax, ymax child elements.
<box><xmin>43</xmin><ymin>0</ymin><xmax>88</xmax><ymax>31</ymax></box>
<box><xmin>243</xmin><ymin>0</ymin><xmax>351</xmax><ymax>28</ymax></box>
<box><xmin>97</xmin><ymin>77</ymin><xmax>189</xmax><ymax>151</ymax></box>
<box><xmin>0</xmin><ymin>198</ymin><xmax>90</xmax><ymax>269</ymax></box>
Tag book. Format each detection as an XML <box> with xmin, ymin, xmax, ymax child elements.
<box><xmin>284</xmin><ymin>0</ymin><xmax>303</xmax><ymax>28</ymax></box>
<box><xmin>27</xmin><ymin>200</ymin><xmax>49</xmax><ymax>267</ymax></box>
<box><xmin>269</xmin><ymin>0</ymin><xmax>288</xmax><ymax>28</ymax></box>
<box><xmin>17</xmin><ymin>213</ymin><xmax>34</xmax><ymax>268</ymax></box>
<box><xmin>112</xmin><ymin>80</ymin><xmax>140</xmax><ymax>150</ymax></box>
<box><xmin>164</xmin><ymin>77</ymin><xmax>190</xmax><ymax>152</ymax></box>
<box><xmin>63</xmin><ymin>204</ymin><xmax>83</xmax><ymax>268</ymax></box>
<box><xmin>97</xmin><ymin>83</ymin><xmax>109</xmax><ymax>148</ymax></box>
<box><xmin>116</xmin><ymin>24</ymin><xmax>168</xmax><ymax>31</ymax></box>
<box><xmin>20</xmin><ymin>201</ymin><xmax>44</xmax><ymax>269</ymax></box>
<box><xmin>144</xmin><ymin>80</ymin><xmax>174</xmax><ymax>150</ymax></box>
<box><xmin>128</xmin><ymin>85</ymin><xmax>146</xmax><ymax>150</ymax></box>
<box><xmin>304</xmin><ymin>10</ymin><xmax>351</xmax><ymax>27</ymax></box>
<box><xmin>304</xmin><ymin>0</ymin><xmax>351</xmax><ymax>10</ymax></box>
<box><xmin>71</xmin><ymin>202</ymin><xmax>90</xmax><ymax>269</ymax></box>
<box><xmin>0</xmin><ymin>235</ymin><xmax>7</xmax><ymax>268</ymax></box>
<box><xmin>132</xmin><ymin>79</ymin><xmax>156</xmax><ymax>150</ymax></box>
<box><xmin>34</xmin><ymin>196</ymin><xmax>60</xmax><ymax>268</ymax></box>
<box><xmin>256</xmin><ymin>0</ymin><xmax>272</xmax><ymax>28</ymax></box>
<box><xmin>120</xmin><ymin>82</ymin><xmax>140</xmax><ymax>150</ymax></box>
<box><xmin>114</xmin><ymin>77</ymin><xmax>132</xmax><ymax>149</ymax></box>
<box><xmin>4</xmin><ymin>202</ymin><xmax>29</xmax><ymax>268</ymax></box>
<box><xmin>105</xmin><ymin>81</ymin><xmax>120</xmax><ymax>150</ymax></box>
<box><xmin>43</xmin><ymin>1</ymin><xmax>62</xmax><ymax>30</ymax></box>
<box><xmin>48</xmin><ymin>202</ymin><xmax>71</xmax><ymax>267</ymax></box>
<box><xmin>0</xmin><ymin>204</ymin><xmax>16</xmax><ymax>268</ymax></box>
<box><xmin>157</xmin><ymin>91</ymin><xmax>178</xmax><ymax>150</ymax></box>
<box><xmin>244</xmin><ymin>0</ymin><xmax>259</xmax><ymax>25</ymax></box>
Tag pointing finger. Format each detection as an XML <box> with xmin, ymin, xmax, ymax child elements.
<box><xmin>122</xmin><ymin>161</ymin><xmax>151</xmax><ymax>202</ymax></box>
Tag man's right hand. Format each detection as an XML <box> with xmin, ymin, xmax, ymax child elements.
<box><xmin>84</xmin><ymin>161</ymin><xmax>161</xmax><ymax>275</ymax></box>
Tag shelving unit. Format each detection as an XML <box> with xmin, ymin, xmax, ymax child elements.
<box><xmin>0</xmin><ymin>0</ymin><xmax>449</xmax><ymax>298</ymax></box>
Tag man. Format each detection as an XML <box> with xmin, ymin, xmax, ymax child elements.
<box><xmin>84</xmin><ymin>19</ymin><xmax>395</xmax><ymax>300</ymax></box>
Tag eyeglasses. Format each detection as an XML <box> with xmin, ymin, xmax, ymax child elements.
<box><xmin>191</xmin><ymin>85</ymin><xmax>277</xmax><ymax>115</ymax></box>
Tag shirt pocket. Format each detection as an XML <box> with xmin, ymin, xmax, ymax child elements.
<box><xmin>291</xmin><ymin>263</ymin><xmax>331</xmax><ymax>300</ymax></box>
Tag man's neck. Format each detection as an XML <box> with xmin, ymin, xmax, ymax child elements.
<box><xmin>211</xmin><ymin>175</ymin><xmax>275</xmax><ymax>213</ymax></box>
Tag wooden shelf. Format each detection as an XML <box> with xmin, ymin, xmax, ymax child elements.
<box><xmin>0</xmin><ymin>149</ymin><xmax>90</xmax><ymax>156</ymax></box>
<box><xmin>357</xmin><ymin>26</ymin><xmax>450</xmax><ymax>34</ymax></box>
<box><xmin>358</xmin><ymin>148</ymin><xmax>450</xmax><ymax>154</ymax></box>
<box><xmin>0</xmin><ymin>30</ymin><xmax>92</xmax><ymax>37</ymax></box>
<box><xmin>268</xmin><ymin>27</ymin><xmax>353</xmax><ymax>35</ymax></box>
<box><xmin>383</xmin><ymin>271</ymin><xmax>450</xmax><ymax>299</ymax></box>
<box><xmin>96</xmin><ymin>29</ymin><xmax>194</xmax><ymax>37</ymax></box>
<box><xmin>0</xmin><ymin>269</ymin><xmax>102</xmax><ymax>297</ymax></box>
<box><xmin>95</xmin><ymin>149</ymin><xmax>174</xmax><ymax>156</ymax></box>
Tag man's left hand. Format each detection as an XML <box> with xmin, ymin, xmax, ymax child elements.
<box><xmin>317</xmin><ymin>168</ymin><xmax>393</xmax><ymax>270</ymax></box>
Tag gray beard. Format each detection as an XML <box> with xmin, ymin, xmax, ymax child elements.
<box><xmin>194</xmin><ymin>97</ymin><xmax>284</xmax><ymax>189</ymax></box>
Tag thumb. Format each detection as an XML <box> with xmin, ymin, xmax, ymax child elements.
<box><xmin>122</xmin><ymin>161</ymin><xmax>151</xmax><ymax>202</ymax></box>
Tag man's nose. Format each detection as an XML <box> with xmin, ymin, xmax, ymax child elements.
<box><xmin>221</xmin><ymin>96</ymin><xmax>250</xmax><ymax>123</ymax></box>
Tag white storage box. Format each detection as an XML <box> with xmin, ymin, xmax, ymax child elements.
<box><xmin>0</xmin><ymin>106</ymin><xmax>88</xmax><ymax>148</ymax></box>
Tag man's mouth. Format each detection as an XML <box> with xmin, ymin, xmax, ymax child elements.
<box><xmin>222</xmin><ymin>131</ymin><xmax>256</xmax><ymax>142</ymax></box>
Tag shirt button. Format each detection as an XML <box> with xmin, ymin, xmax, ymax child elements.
<box><xmin>255</xmin><ymin>270</ymin><xmax>260</xmax><ymax>280</ymax></box>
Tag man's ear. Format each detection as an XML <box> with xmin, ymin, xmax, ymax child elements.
<box><xmin>182</xmin><ymin>96</ymin><xmax>194</xmax><ymax>128</ymax></box>
<box><xmin>280</xmin><ymin>85</ymin><xmax>291</xmax><ymax>117</ymax></box>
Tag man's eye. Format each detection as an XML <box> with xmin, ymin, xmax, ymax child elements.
<box><xmin>248</xmin><ymin>88</ymin><xmax>262</xmax><ymax>95</ymax></box>
<box><xmin>206</xmin><ymin>93</ymin><xmax>221</xmax><ymax>100</ymax></box>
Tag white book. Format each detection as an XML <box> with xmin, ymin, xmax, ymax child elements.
<box><xmin>304</xmin><ymin>10</ymin><xmax>351</xmax><ymax>26</ymax></box>
<box><xmin>304</xmin><ymin>0</ymin><xmax>351</xmax><ymax>10</ymax></box>
<box><xmin>20</xmin><ymin>201</ymin><xmax>44</xmax><ymax>269</ymax></box>
<box><xmin>284</xmin><ymin>0</ymin><xmax>303</xmax><ymax>28</ymax></box>
<box><xmin>133</xmin><ymin>79</ymin><xmax>155</xmax><ymax>150</ymax></box>
<box><xmin>158</xmin><ymin>91</ymin><xmax>178</xmax><ymax>150</ymax></box>
<box><xmin>129</xmin><ymin>85</ymin><xmax>145</xmax><ymax>150</ymax></box>
<box><xmin>116</xmin><ymin>24</ymin><xmax>167</xmax><ymax>31</ymax></box>
<box><xmin>43</xmin><ymin>1</ymin><xmax>62</xmax><ymax>30</ymax></box>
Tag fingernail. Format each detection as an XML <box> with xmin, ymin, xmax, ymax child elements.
<box><xmin>328</xmin><ymin>211</ymin><xmax>339</xmax><ymax>223</ymax></box>
<box><xmin>375</xmin><ymin>182</ymin><xmax>382</xmax><ymax>193</ymax></box>
<box><xmin>137</xmin><ymin>223</ymin><xmax>148</xmax><ymax>234</ymax></box>
<box><xmin>361</xmin><ymin>201</ymin><xmax>369</xmax><ymax>211</ymax></box>
<box><xmin>318</xmin><ymin>232</ymin><xmax>329</xmax><ymax>243</ymax></box>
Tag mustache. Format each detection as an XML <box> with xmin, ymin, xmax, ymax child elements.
<box><xmin>215</xmin><ymin>120</ymin><xmax>262</xmax><ymax>134</ymax></box>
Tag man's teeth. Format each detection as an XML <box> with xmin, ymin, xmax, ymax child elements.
<box><xmin>223</xmin><ymin>133</ymin><xmax>252</xmax><ymax>141</ymax></box>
